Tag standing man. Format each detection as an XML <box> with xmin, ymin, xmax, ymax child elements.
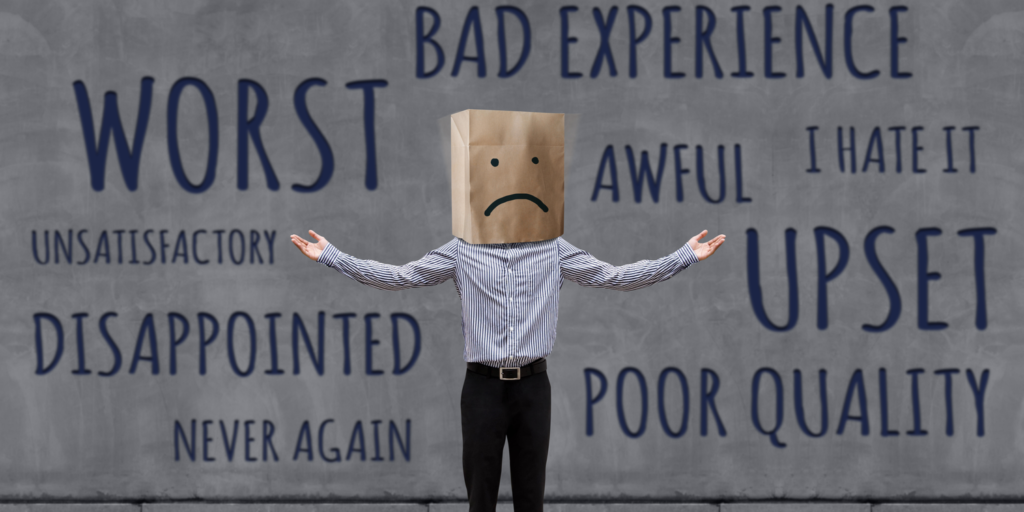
<box><xmin>290</xmin><ymin>110</ymin><xmax>725</xmax><ymax>512</ymax></box>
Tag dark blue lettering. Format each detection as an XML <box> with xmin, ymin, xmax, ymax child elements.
<box><xmin>695</xmin><ymin>145</ymin><xmax>726</xmax><ymax>203</ymax></box>
<box><xmin>701</xmin><ymin>368</ymin><xmax>726</xmax><ymax>436</ymax></box>
<box><xmin>264</xmin><ymin>313</ymin><xmax>284</xmax><ymax>375</ymax></box>
<box><xmin>751</xmin><ymin>368</ymin><xmax>786</xmax><ymax>447</ymax></box>
<box><xmin>167</xmin><ymin>78</ymin><xmax>218</xmax><ymax>193</ymax></box>
<box><xmin>237</xmin><ymin>79</ymin><xmax>279</xmax><ymax>190</ymax></box>
<box><xmin>174</xmin><ymin>419</ymin><xmax>196</xmax><ymax>461</ymax></box>
<box><xmin>293</xmin><ymin>421</ymin><xmax>312</xmax><ymax>461</ymax></box>
<box><xmin>198</xmin><ymin>312</ymin><xmax>219</xmax><ymax>375</ymax></box>
<box><xmin>627</xmin><ymin>6</ymin><xmax>651</xmax><ymax>78</ymax></box>
<box><xmin>345</xmin><ymin>80</ymin><xmax>388</xmax><ymax>190</ymax></box>
<box><xmin>365</xmin><ymin>312</ymin><xmax>383</xmax><ymax>375</ymax></box>
<box><xmin>935</xmin><ymin>368</ymin><xmax>959</xmax><ymax>436</ymax></box>
<box><xmin>452</xmin><ymin>7</ymin><xmax>486</xmax><ymax>77</ymax></box>
<box><xmin>763</xmin><ymin>6</ymin><xmax>784</xmax><ymax>78</ymax></box>
<box><xmin>98</xmin><ymin>312</ymin><xmax>122</xmax><ymax>376</ymax></box>
<box><xmin>34</xmin><ymin>313</ymin><xmax>63</xmax><ymax>375</ymax></box>
<box><xmin>129</xmin><ymin>313</ymin><xmax>159</xmax><ymax>374</ymax></box>
<box><xmin>291</xmin><ymin>79</ymin><xmax>334</xmax><ymax>192</ymax></box>
<box><xmin>318</xmin><ymin>419</ymin><xmax>341</xmax><ymax>462</ymax></box>
<box><xmin>71</xmin><ymin>313</ymin><xmax>91</xmax><ymax>375</ymax></box>
<box><xmin>746</xmin><ymin>228</ymin><xmax>799</xmax><ymax>331</ymax></box>
<box><xmin>879</xmin><ymin>368</ymin><xmax>899</xmax><ymax>436</ymax></box>
<box><xmin>616</xmin><ymin>367</ymin><xmax>648</xmax><ymax>438</ymax></box>
<box><xmin>168</xmin><ymin>312</ymin><xmax>189</xmax><ymax>375</ymax></box>
<box><xmin>731</xmin><ymin>6</ymin><xmax>753</xmax><ymax>77</ymax></box>
<box><xmin>389</xmin><ymin>420</ymin><xmax>411</xmax><ymax>461</ymax></box>
<box><xmin>333</xmin><ymin>313</ymin><xmax>357</xmax><ymax>375</ymax></box>
<box><xmin>347</xmin><ymin>420</ymin><xmax>366</xmax><ymax>461</ymax></box>
<box><xmin>837</xmin><ymin>369</ymin><xmax>868</xmax><ymax>435</ymax></box>
<box><xmin>795</xmin><ymin>5</ymin><xmax>833</xmax><ymax>77</ymax></box>
<box><xmin>416</xmin><ymin>7</ymin><xmax>445</xmax><ymax>78</ymax></box>
<box><xmin>844</xmin><ymin>5</ymin><xmax>879</xmax><ymax>79</ymax></box>
<box><xmin>916</xmin><ymin>228</ymin><xmax>947</xmax><ymax>330</ymax></box>
<box><xmin>584</xmin><ymin>368</ymin><xmax>607</xmax><ymax>436</ymax></box>
<box><xmin>863</xmin><ymin>226</ymin><xmax>901</xmax><ymax>332</ymax></box>
<box><xmin>202</xmin><ymin>420</ymin><xmax>215</xmax><ymax>461</ymax></box>
<box><xmin>663</xmin><ymin>7</ymin><xmax>684</xmax><ymax>78</ymax></box>
<box><xmin>906</xmin><ymin>368</ymin><xmax>927</xmax><ymax>435</ymax></box>
<box><xmin>814</xmin><ymin>226</ymin><xmax>850</xmax><ymax>330</ymax></box>
<box><xmin>889</xmin><ymin>6</ymin><xmax>911</xmax><ymax>78</ymax></box>
<box><xmin>590</xmin><ymin>7</ymin><xmax>619</xmax><ymax>78</ymax></box>
<box><xmin>958</xmin><ymin>228</ymin><xmax>996</xmax><ymax>330</ymax></box>
<box><xmin>863</xmin><ymin>127</ymin><xmax>884</xmax><ymax>172</ymax></box>
<box><xmin>72</xmin><ymin>77</ymin><xmax>154</xmax><ymax>191</ymax></box>
<box><xmin>793</xmin><ymin>369</ymin><xmax>827</xmax><ymax>437</ymax></box>
<box><xmin>695</xmin><ymin>6</ymin><xmax>723</xmax><ymax>78</ymax></box>
<box><xmin>560</xmin><ymin>7</ymin><xmax>582</xmax><ymax>78</ymax></box>
<box><xmin>496</xmin><ymin>6</ymin><xmax>531</xmax><ymax>77</ymax></box>
<box><xmin>838</xmin><ymin>127</ymin><xmax>856</xmax><ymax>173</ymax></box>
<box><xmin>227</xmin><ymin>312</ymin><xmax>257</xmax><ymax>377</ymax></box>
<box><xmin>292</xmin><ymin>312</ymin><xmax>325</xmax><ymax>375</ymax></box>
<box><xmin>591</xmin><ymin>145</ymin><xmax>620</xmax><ymax>202</ymax></box>
<box><xmin>391</xmin><ymin>313</ymin><xmax>421</xmax><ymax>375</ymax></box>
<box><xmin>966</xmin><ymin>369</ymin><xmax>989</xmax><ymax>437</ymax></box>
<box><xmin>625</xmin><ymin>144</ymin><xmax>666</xmax><ymax>203</ymax></box>
<box><xmin>657</xmin><ymin>368</ymin><xmax>689</xmax><ymax>438</ymax></box>
<box><xmin>220</xmin><ymin>420</ymin><xmax>239</xmax><ymax>461</ymax></box>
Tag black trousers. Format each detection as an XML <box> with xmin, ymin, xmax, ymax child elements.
<box><xmin>460</xmin><ymin>368</ymin><xmax>552</xmax><ymax>512</ymax></box>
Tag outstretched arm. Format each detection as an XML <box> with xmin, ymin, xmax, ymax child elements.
<box><xmin>291</xmin><ymin>230</ymin><xmax>456</xmax><ymax>291</ymax></box>
<box><xmin>559</xmin><ymin>230</ymin><xmax>725</xmax><ymax>291</ymax></box>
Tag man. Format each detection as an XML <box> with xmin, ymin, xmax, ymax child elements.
<box><xmin>290</xmin><ymin>109</ymin><xmax>725</xmax><ymax>512</ymax></box>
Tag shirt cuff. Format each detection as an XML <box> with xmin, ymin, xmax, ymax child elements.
<box><xmin>317</xmin><ymin>242</ymin><xmax>343</xmax><ymax>267</ymax></box>
<box><xmin>674</xmin><ymin>243</ymin><xmax>700</xmax><ymax>268</ymax></box>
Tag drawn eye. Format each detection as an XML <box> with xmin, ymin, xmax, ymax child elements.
<box><xmin>490</xmin><ymin>158</ymin><xmax>499</xmax><ymax>167</ymax></box>
<box><xmin>531</xmin><ymin>157</ymin><xmax>539</xmax><ymax>164</ymax></box>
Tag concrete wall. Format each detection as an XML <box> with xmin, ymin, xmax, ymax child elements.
<box><xmin>2</xmin><ymin>0</ymin><xmax>1022</xmax><ymax>504</ymax></box>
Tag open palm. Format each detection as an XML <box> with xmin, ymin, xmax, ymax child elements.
<box><xmin>291</xmin><ymin>230</ymin><xmax>329</xmax><ymax>261</ymax></box>
<box><xmin>687</xmin><ymin>230</ymin><xmax>726</xmax><ymax>261</ymax></box>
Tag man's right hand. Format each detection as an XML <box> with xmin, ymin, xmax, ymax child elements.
<box><xmin>291</xmin><ymin>230</ymin><xmax>329</xmax><ymax>261</ymax></box>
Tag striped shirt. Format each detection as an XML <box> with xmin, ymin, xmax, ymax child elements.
<box><xmin>317</xmin><ymin>237</ymin><xmax>699</xmax><ymax>368</ymax></box>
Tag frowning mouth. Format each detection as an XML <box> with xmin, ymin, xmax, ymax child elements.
<box><xmin>484</xmin><ymin>194</ymin><xmax>549</xmax><ymax>217</ymax></box>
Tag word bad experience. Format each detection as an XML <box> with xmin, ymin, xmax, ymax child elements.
<box><xmin>416</xmin><ymin>4</ymin><xmax>912</xmax><ymax>80</ymax></box>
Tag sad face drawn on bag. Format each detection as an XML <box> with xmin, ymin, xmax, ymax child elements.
<box><xmin>483</xmin><ymin>156</ymin><xmax>549</xmax><ymax>217</ymax></box>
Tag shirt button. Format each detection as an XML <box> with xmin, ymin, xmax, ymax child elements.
<box><xmin>509</xmin><ymin>326</ymin><xmax>514</xmax><ymax>331</ymax></box>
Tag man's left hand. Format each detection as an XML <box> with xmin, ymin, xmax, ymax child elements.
<box><xmin>687</xmin><ymin>230</ymin><xmax>726</xmax><ymax>261</ymax></box>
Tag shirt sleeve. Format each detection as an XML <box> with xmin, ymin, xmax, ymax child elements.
<box><xmin>316</xmin><ymin>238</ymin><xmax>458</xmax><ymax>291</ymax></box>
<box><xmin>557</xmin><ymin>237</ymin><xmax>699</xmax><ymax>291</ymax></box>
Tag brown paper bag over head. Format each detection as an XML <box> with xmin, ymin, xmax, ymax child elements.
<box><xmin>450</xmin><ymin>109</ymin><xmax>565</xmax><ymax>244</ymax></box>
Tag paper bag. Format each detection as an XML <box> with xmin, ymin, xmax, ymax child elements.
<box><xmin>450</xmin><ymin>109</ymin><xmax>565</xmax><ymax>244</ymax></box>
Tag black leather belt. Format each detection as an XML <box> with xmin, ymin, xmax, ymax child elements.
<box><xmin>467</xmin><ymin>358</ymin><xmax>547</xmax><ymax>380</ymax></box>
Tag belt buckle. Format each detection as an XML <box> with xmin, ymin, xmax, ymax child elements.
<box><xmin>499</xmin><ymin>367</ymin><xmax>520</xmax><ymax>380</ymax></box>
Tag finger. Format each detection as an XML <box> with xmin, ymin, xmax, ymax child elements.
<box><xmin>694</xmin><ymin>229</ymin><xmax>708</xmax><ymax>241</ymax></box>
<box><xmin>309</xmin><ymin>230</ymin><xmax>321</xmax><ymax>241</ymax></box>
<box><xmin>292</xmin><ymin>235</ymin><xmax>309</xmax><ymax>247</ymax></box>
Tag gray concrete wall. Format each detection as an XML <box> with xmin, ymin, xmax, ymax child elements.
<box><xmin>1</xmin><ymin>0</ymin><xmax>1022</xmax><ymax>504</ymax></box>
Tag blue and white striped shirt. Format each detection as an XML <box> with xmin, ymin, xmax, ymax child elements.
<box><xmin>317</xmin><ymin>237</ymin><xmax>699</xmax><ymax>368</ymax></box>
